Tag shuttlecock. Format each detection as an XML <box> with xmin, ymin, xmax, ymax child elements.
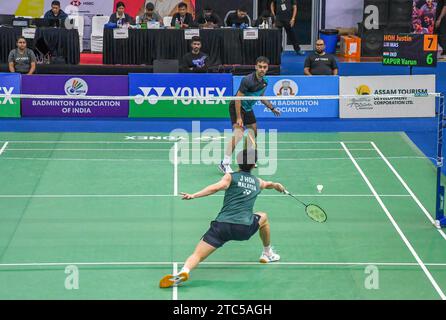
<box><xmin>317</xmin><ymin>185</ymin><xmax>324</xmax><ymax>193</ymax></box>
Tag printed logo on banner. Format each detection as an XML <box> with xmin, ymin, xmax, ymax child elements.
<box><xmin>233</xmin><ymin>76</ymin><xmax>339</xmax><ymax>118</ymax></box>
<box><xmin>129</xmin><ymin>74</ymin><xmax>232</xmax><ymax>118</ymax></box>
<box><xmin>64</xmin><ymin>78</ymin><xmax>88</xmax><ymax>96</ymax></box>
<box><xmin>70</xmin><ymin>0</ymin><xmax>81</xmax><ymax>6</ymax></box>
<box><xmin>273</xmin><ymin>79</ymin><xmax>298</xmax><ymax>96</ymax></box>
<box><xmin>339</xmin><ymin>75</ymin><xmax>436</xmax><ymax>118</ymax></box>
<box><xmin>22</xmin><ymin>75</ymin><xmax>129</xmax><ymax>118</ymax></box>
<box><xmin>135</xmin><ymin>87</ymin><xmax>166</xmax><ymax>105</ymax></box>
<box><xmin>0</xmin><ymin>74</ymin><xmax>21</xmax><ymax>118</ymax></box>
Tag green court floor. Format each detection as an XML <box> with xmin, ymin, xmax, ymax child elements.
<box><xmin>0</xmin><ymin>132</ymin><xmax>445</xmax><ymax>300</ymax></box>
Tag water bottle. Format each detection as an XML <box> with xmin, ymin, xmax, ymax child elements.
<box><xmin>175</xmin><ymin>18</ymin><xmax>180</xmax><ymax>29</ymax></box>
<box><xmin>136</xmin><ymin>15</ymin><xmax>140</xmax><ymax>25</ymax></box>
<box><xmin>268</xmin><ymin>17</ymin><xmax>272</xmax><ymax>29</ymax></box>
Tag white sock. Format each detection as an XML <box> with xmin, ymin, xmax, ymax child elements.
<box><xmin>179</xmin><ymin>266</ymin><xmax>190</xmax><ymax>275</ymax></box>
<box><xmin>263</xmin><ymin>245</ymin><xmax>272</xmax><ymax>255</ymax></box>
<box><xmin>222</xmin><ymin>155</ymin><xmax>231</xmax><ymax>165</ymax></box>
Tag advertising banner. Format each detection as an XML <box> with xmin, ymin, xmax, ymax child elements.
<box><xmin>233</xmin><ymin>75</ymin><xmax>339</xmax><ymax>118</ymax></box>
<box><xmin>22</xmin><ymin>75</ymin><xmax>129</xmax><ymax>117</ymax></box>
<box><xmin>129</xmin><ymin>73</ymin><xmax>232</xmax><ymax>118</ymax></box>
<box><xmin>339</xmin><ymin>75</ymin><xmax>436</xmax><ymax>118</ymax></box>
<box><xmin>0</xmin><ymin>73</ymin><xmax>21</xmax><ymax>118</ymax></box>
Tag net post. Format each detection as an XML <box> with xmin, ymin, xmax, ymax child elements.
<box><xmin>436</xmin><ymin>94</ymin><xmax>446</xmax><ymax>228</ymax></box>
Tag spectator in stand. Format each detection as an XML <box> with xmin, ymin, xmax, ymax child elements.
<box><xmin>170</xmin><ymin>2</ymin><xmax>195</xmax><ymax>28</ymax></box>
<box><xmin>304</xmin><ymin>39</ymin><xmax>338</xmax><ymax>76</ymax></box>
<box><xmin>180</xmin><ymin>36</ymin><xmax>209</xmax><ymax>73</ymax></box>
<box><xmin>44</xmin><ymin>1</ymin><xmax>68</xmax><ymax>23</ymax></box>
<box><xmin>109</xmin><ymin>2</ymin><xmax>134</xmax><ymax>25</ymax></box>
<box><xmin>139</xmin><ymin>2</ymin><xmax>163</xmax><ymax>25</ymax></box>
<box><xmin>224</xmin><ymin>7</ymin><xmax>252</xmax><ymax>27</ymax></box>
<box><xmin>271</xmin><ymin>0</ymin><xmax>303</xmax><ymax>55</ymax></box>
<box><xmin>8</xmin><ymin>37</ymin><xmax>36</xmax><ymax>75</ymax></box>
<box><xmin>195</xmin><ymin>6</ymin><xmax>222</xmax><ymax>28</ymax></box>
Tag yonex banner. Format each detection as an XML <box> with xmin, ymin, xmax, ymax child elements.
<box><xmin>339</xmin><ymin>75</ymin><xmax>436</xmax><ymax>118</ymax></box>
<box><xmin>129</xmin><ymin>74</ymin><xmax>232</xmax><ymax>118</ymax></box>
<box><xmin>21</xmin><ymin>75</ymin><xmax>129</xmax><ymax>117</ymax></box>
<box><xmin>0</xmin><ymin>73</ymin><xmax>21</xmax><ymax>118</ymax></box>
<box><xmin>233</xmin><ymin>76</ymin><xmax>339</xmax><ymax>118</ymax></box>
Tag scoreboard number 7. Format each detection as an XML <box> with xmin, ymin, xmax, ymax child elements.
<box><xmin>423</xmin><ymin>35</ymin><xmax>438</xmax><ymax>52</ymax></box>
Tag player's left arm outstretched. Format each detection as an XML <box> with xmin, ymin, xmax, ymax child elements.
<box><xmin>181</xmin><ymin>174</ymin><xmax>232</xmax><ymax>200</ymax></box>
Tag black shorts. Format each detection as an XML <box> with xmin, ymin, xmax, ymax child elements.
<box><xmin>229</xmin><ymin>101</ymin><xmax>257</xmax><ymax>126</ymax></box>
<box><xmin>202</xmin><ymin>214</ymin><xmax>261</xmax><ymax>248</ymax></box>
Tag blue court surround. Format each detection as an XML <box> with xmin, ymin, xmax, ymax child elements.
<box><xmin>0</xmin><ymin>53</ymin><xmax>444</xmax><ymax>171</ymax></box>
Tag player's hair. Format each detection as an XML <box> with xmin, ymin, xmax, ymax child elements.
<box><xmin>256</xmin><ymin>56</ymin><xmax>270</xmax><ymax>65</ymax></box>
<box><xmin>116</xmin><ymin>2</ymin><xmax>125</xmax><ymax>10</ymax></box>
<box><xmin>237</xmin><ymin>149</ymin><xmax>258</xmax><ymax>172</ymax></box>
<box><xmin>178</xmin><ymin>2</ymin><xmax>188</xmax><ymax>9</ymax></box>
<box><xmin>16</xmin><ymin>36</ymin><xmax>27</xmax><ymax>43</ymax></box>
<box><xmin>191</xmin><ymin>36</ymin><xmax>201</xmax><ymax>43</ymax></box>
<box><xmin>146</xmin><ymin>2</ymin><xmax>155</xmax><ymax>11</ymax></box>
<box><xmin>238</xmin><ymin>7</ymin><xmax>248</xmax><ymax>13</ymax></box>
<box><xmin>51</xmin><ymin>1</ymin><xmax>61</xmax><ymax>6</ymax></box>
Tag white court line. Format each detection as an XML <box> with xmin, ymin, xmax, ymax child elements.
<box><xmin>0</xmin><ymin>194</ymin><xmax>412</xmax><ymax>198</ymax></box>
<box><xmin>341</xmin><ymin>142</ymin><xmax>446</xmax><ymax>300</ymax></box>
<box><xmin>1</xmin><ymin>140</ymin><xmax>373</xmax><ymax>144</ymax></box>
<box><xmin>0</xmin><ymin>156</ymin><xmax>434</xmax><ymax>162</ymax></box>
<box><xmin>371</xmin><ymin>142</ymin><xmax>446</xmax><ymax>241</ymax></box>
<box><xmin>1</xmin><ymin>261</ymin><xmax>446</xmax><ymax>267</ymax></box>
<box><xmin>172</xmin><ymin>263</ymin><xmax>178</xmax><ymax>301</ymax></box>
<box><xmin>0</xmin><ymin>142</ymin><xmax>8</xmax><ymax>156</ymax></box>
<box><xmin>4</xmin><ymin>148</ymin><xmax>376</xmax><ymax>152</ymax></box>
<box><xmin>0</xmin><ymin>157</ymin><xmax>167</xmax><ymax>162</ymax></box>
<box><xmin>174</xmin><ymin>142</ymin><xmax>178</xmax><ymax>196</ymax></box>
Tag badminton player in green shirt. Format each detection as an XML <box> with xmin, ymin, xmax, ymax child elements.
<box><xmin>160</xmin><ymin>149</ymin><xmax>285</xmax><ymax>288</ymax></box>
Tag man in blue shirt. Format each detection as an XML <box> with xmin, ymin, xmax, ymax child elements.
<box><xmin>219</xmin><ymin>56</ymin><xmax>281</xmax><ymax>174</ymax></box>
<box><xmin>44</xmin><ymin>1</ymin><xmax>68</xmax><ymax>24</ymax></box>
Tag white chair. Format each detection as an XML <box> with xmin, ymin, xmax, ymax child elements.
<box><xmin>90</xmin><ymin>15</ymin><xmax>109</xmax><ymax>53</ymax></box>
<box><xmin>69</xmin><ymin>15</ymin><xmax>84</xmax><ymax>53</ymax></box>
<box><xmin>163</xmin><ymin>16</ymin><xmax>172</xmax><ymax>27</ymax></box>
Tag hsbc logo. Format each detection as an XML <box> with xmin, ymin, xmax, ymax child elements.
<box><xmin>70</xmin><ymin>0</ymin><xmax>81</xmax><ymax>6</ymax></box>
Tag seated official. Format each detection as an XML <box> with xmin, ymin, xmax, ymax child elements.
<box><xmin>195</xmin><ymin>7</ymin><xmax>222</xmax><ymax>28</ymax></box>
<box><xmin>224</xmin><ymin>7</ymin><xmax>251</xmax><ymax>27</ymax></box>
<box><xmin>44</xmin><ymin>1</ymin><xmax>68</xmax><ymax>22</ymax></box>
<box><xmin>8</xmin><ymin>37</ymin><xmax>36</xmax><ymax>75</ymax></box>
<box><xmin>171</xmin><ymin>2</ymin><xmax>195</xmax><ymax>28</ymax></box>
<box><xmin>254</xmin><ymin>10</ymin><xmax>275</xmax><ymax>27</ymax></box>
<box><xmin>139</xmin><ymin>2</ymin><xmax>163</xmax><ymax>25</ymax></box>
<box><xmin>109</xmin><ymin>2</ymin><xmax>134</xmax><ymax>25</ymax></box>
<box><xmin>180</xmin><ymin>36</ymin><xmax>209</xmax><ymax>73</ymax></box>
<box><xmin>304</xmin><ymin>39</ymin><xmax>338</xmax><ymax>76</ymax></box>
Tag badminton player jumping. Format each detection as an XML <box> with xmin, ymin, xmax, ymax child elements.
<box><xmin>160</xmin><ymin>149</ymin><xmax>285</xmax><ymax>288</ymax></box>
<box><xmin>219</xmin><ymin>56</ymin><xmax>281</xmax><ymax>174</ymax></box>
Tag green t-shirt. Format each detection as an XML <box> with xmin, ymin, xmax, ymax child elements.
<box><xmin>216</xmin><ymin>171</ymin><xmax>261</xmax><ymax>225</ymax></box>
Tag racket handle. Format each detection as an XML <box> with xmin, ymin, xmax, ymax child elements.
<box><xmin>283</xmin><ymin>189</ymin><xmax>290</xmax><ymax>195</ymax></box>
